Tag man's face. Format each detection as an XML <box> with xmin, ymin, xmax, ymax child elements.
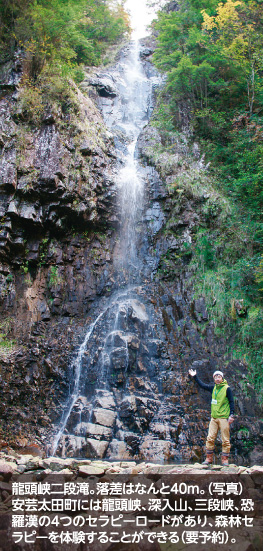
<box><xmin>214</xmin><ymin>374</ymin><xmax>223</xmax><ymax>384</ymax></box>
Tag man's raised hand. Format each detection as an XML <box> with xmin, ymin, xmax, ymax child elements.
<box><xmin>189</xmin><ymin>369</ymin><xmax>196</xmax><ymax>377</ymax></box>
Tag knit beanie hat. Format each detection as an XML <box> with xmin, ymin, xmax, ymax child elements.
<box><xmin>213</xmin><ymin>370</ymin><xmax>224</xmax><ymax>378</ymax></box>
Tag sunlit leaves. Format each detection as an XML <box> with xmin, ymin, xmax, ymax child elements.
<box><xmin>202</xmin><ymin>0</ymin><xmax>242</xmax><ymax>35</ymax></box>
<box><xmin>0</xmin><ymin>0</ymin><xmax>129</xmax><ymax>71</ymax></box>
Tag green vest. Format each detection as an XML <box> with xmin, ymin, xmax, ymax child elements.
<box><xmin>211</xmin><ymin>380</ymin><xmax>230</xmax><ymax>418</ymax></box>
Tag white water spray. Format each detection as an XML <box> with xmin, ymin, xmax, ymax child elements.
<box><xmin>50</xmin><ymin>1</ymin><xmax>161</xmax><ymax>458</ymax></box>
<box><xmin>125</xmin><ymin>0</ymin><xmax>157</xmax><ymax>40</ymax></box>
<box><xmin>50</xmin><ymin>311</ymin><xmax>105</xmax><ymax>455</ymax></box>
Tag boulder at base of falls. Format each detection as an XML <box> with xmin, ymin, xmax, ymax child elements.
<box><xmin>92</xmin><ymin>408</ymin><xmax>117</xmax><ymax>428</ymax></box>
<box><xmin>59</xmin><ymin>436</ymin><xmax>89</xmax><ymax>458</ymax></box>
<box><xmin>139</xmin><ymin>437</ymin><xmax>174</xmax><ymax>462</ymax></box>
<box><xmin>74</xmin><ymin>422</ymin><xmax>112</xmax><ymax>440</ymax></box>
<box><xmin>106</xmin><ymin>440</ymin><xmax>132</xmax><ymax>460</ymax></box>
<box><xmin>86</xmin><ymin>439</ymin><xmax>109</xmax><ymax>459</ymax></box>
<box><xmin>0</xmin><ymin>460</ymin><xmax>18</xmax><ymax>480</ymax></box>
<box><xmin>42</xmin><ymin>457</ymin><xmax>77</xmax><ymax>471</ymax></box>
<box><xmin>78</xmin><ymin>463</ymin><xmax>106</xmax><ymax>476</ymax></box>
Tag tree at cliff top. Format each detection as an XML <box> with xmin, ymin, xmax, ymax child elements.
<box><xmin>0</xmin><ymin>0</ymin><xmax>129</xmax><ymax>74</ymax></box>
<box><xmin>152</xmin><ymin>0</ymin><xmax>263</xmax><ymax>401</ymax></box>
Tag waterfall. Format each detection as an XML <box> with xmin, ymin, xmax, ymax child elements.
<box><xmin>107</xmin><ymin>41</ymin><xmax>156</xmax><ymax>283</ymax></box>
<box><xmin>49</xmin><ymin>311</ymin><xmax>105</xmax><ymax>456</ymax></box>
<box><xmin>50</xmin><ymin>1</ymin><xmax>165</xmax><ymax>459</ymax></box>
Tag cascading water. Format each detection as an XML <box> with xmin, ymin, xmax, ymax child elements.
<box><xmin>49</xmin><ymin>1</ymin><xmax>176</xmax><ymax>461</ymax></box>
<box><xmin>101</xmin><ymin>34</ymin><xmax>159</xmax><ymax>284</ymax></box>
<box><xmin>50</xmin><ymin>311</ymin><xmax>105</xmax><ymax>455</ymax></box>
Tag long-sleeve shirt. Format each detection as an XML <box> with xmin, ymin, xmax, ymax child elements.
<box><xmin>194</xmin><ymin>374</ymin><xmax>235</xmax><ymax>416</ymax></box>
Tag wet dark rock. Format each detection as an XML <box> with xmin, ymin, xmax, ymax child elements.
<box><xmin>147</xmin><ymin>339</ymin><xmax>162</xmax><ymax>358</ymax></box>
<box><xmin>191</xmin><ymin>297</ymin><xmax>209</xmax><ymax>322</ymax></box>
<box><xmin>110</xmin><ymin>347</ymin><xmax>128</xmax><ymax>371</ymax></box>
<box><xmin>0</xmin><ymin>148</ymin><xmax>17</xmax><ymax>190</ymax></box>
<box><xmin>119</xmin><ymin>396</ymin><xmax>137</xmax><ymax>418</ymax></box>
<box><xmin>79</xmin><ymin>140</ymin><xmax>96</xmax><ymax>156</ymax></box>
<box><xmin>106</xmin><ymin>439</ymin><xmax>131</xmax><ymax>460</ymax></box>
<box><xmin>59</xmin><ymin>435</ymin><xmax>90</xmax><ymax>458</ymax></box>
<box><xmin>94</xmin><ymin>392</ymin><xmax>116</xmax><ymax>410</ymax></box>
<box><xmin>0</xmin><ymin>56</ymin><xmax>23</xmax><ymax>90</ymax></box>
<box><xmin>89</xmin><ymin>74</ymin><xmax>118</xmax><ymax>98</ymax></box>
<box><xmin>37</xmin><ymin>126</ymin><xmax>68</xmax><ymax>183</ymax></box>
<box><xmin>124</xmin><ymin>432</ymin><xmax>141</xmax><ymax>453</ymax></box>
<box><xmin>74</xmin><ymin>422</ymin><xmax>112</xmax><ymax>441</ymax></box>
<box><xmin>139</xmin><ymin>47</ymin><xmax>154</xmax><ymax>59</ymax></box>
<box><xmin>86</xmin><ymin>439</ymin><xmax>109</xmax><ymax>458</ymax></box>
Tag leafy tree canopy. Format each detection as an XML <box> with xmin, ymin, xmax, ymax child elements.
<box><xmin>0</xmin><ymin>0</ymin><xmax>130</xmax><ymax>74</ymax></box>
<box><xmin>153</xmin><ymin>0</ymin><xmax>263</xmax><ymax>217</ymax></box>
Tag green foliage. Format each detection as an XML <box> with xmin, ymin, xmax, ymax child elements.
<box><xmin>21</xmin><ymin>261</ymin><xmax>29</xmax><ymax>275</ymax></box>
<box><xmin>1</xmin><ymin>1</ymin><xmax>129</xmax><ymax>126</ymax></box>
<box><xmin>0</xmin><ymin>318</ymin><xmax>16</xmax><ymax>355</ymax></box>
<box><xmin>207</xmin><ymin>118</ymin><xmax>263</xmax><ymax>216</ymax></box>
<box><xmin>255</xmin><ymin>255</ymin><xmax>263</xmax><ymax>290</ymax></box>
<box><xmin>190</xmin><ymin>219</ymin><xmax>263</xmax><ymax>402</ymax></box>
<box><xmin>48</xmin><ymin>265</ymin><xmax>61</xmax><ymax>287</ymax></box>
<box><xmin>0</xmin><ymin>0</ymin><xmax>129</xmax><ymax>73</ymax></box>
<box><xmin>153</xmin><ymin>0</ymin><xmax>263</xmax><ymax>401</ymax></box>
<box><xmin>17</xmin><ymin>79</ymin><xmax>45</xmax><ymax>124</ymax></box>
<box><xmin>39</xmin><ymin>237</ymin><xmax>49</xmax><ymax>265</ymax></box>
<box><xmin>0</xmin><ymin>0</ymin><xmax>31</xmax><ymax>59</ymax></box>
<box><xmin>15</xmin><ymin>64</ymin><xmax>82</xmax><ymax>127</ymax></box>
<box><xmin>195</xmin><ymin>233</ymin><xmax>215</xmax><ymax>269</ymax></box>
<box><xmin>153</xmin><ymin>0</ymin><xmax>263</xmax><ymax>217</ymax></box>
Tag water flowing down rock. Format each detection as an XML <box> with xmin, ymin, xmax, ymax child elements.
<box><xmin>0</xmin><ymin>1</ymin><xmax>261</xmax><ymax>467</ymax></box>
<box><xmin>48</xmin><ymin>21</ymin><xmax>172</xmax><ymax>460</ymax></box>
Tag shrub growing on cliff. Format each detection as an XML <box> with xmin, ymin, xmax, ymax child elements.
<box><xmin>2</xmin><ymin>1</ymin><xmax>129</xmax><ymax>122</ymax></box>
<box><xmin>17</xmin><ymin>79</ymin><xmax>45</xmax><ymax>124</ymax></box>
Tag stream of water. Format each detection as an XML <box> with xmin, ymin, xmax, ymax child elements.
<box><xmin>49</xmin><ymin>1</ymin><xmax>167</xmax><ymax>459</ymax></box>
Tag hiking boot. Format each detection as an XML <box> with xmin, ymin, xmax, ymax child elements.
<box><xmin>202</xmin><ymin>450</ymin><xmax>214</xmax><ymax>465</ymax></box>
<box><xmin>221</xmin><ymin>453</ymin><xmax>229</xmax><ymax>466</ymax></box>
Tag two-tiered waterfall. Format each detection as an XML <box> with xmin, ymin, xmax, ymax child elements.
<box><xmin>46</xmin><ymin>1</ymin><xmax>258</xmax><ymax>468</ymax></box>
<box><xmin>49</xmin><ymin>2</ymin><xmax>176</xmax><ymax>460</ymax></box>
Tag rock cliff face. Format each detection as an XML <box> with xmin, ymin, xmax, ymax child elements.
<box><xmin>0</xmin><ymin>42</ymin><xmax>262</xmax><ymax>466</ymax></box>
<box><xmin>0</xmin><ymin>54</ymin><xmax>120</xmax><ymax>452</ymax></box>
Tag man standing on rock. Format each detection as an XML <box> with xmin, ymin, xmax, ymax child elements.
<box><xmin>188</xmin><ymin>369</ymin><xmax>235</xmax><ymax>466</ymax></box>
